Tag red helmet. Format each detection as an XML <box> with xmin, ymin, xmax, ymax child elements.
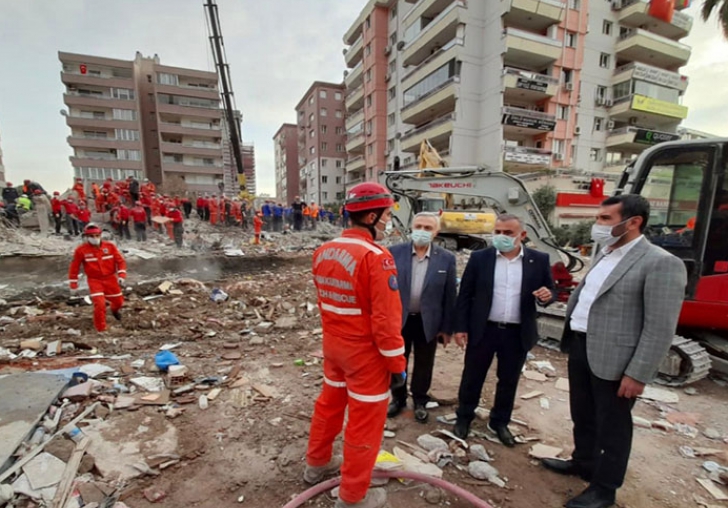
<box><xmin>53</xmin><ymin>191</ymin><xmax>60</xmax><ymax>196</ymax></box>
<box><xmin>6</xmin><ymin>182</ymin><xmax>12</xmax><ymax>187</ymax></box>
<box><xmin>344</xmin><ymin>182</ymin><xmax>394</xmax><ymax>213</ymax></box>
<box><xmin>33</xmin><ymin>189</ymin><xmax>42</xmax><ymax>195</ymax></box>
<box><xmin>83</xmin><ymin>223</ymin><xmax>102</xmax><ymax>236</ymax></box>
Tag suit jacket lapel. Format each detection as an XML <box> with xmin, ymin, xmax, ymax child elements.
<box><xmin>594</xmin><ymin>238</ymin><xmax>650</xmax><ymax>300</ymax></box>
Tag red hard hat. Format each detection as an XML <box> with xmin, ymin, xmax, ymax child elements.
<box><xmin>53</xmin><ymin>191</ymin><xmax>60</xmax><ymax>196</ymax></box>
<box><xmin>83</xmin><ymin>223</ymin><xmax>102</xmax><ymax>236</ymax></box>
<box><xmin>5</xmin><ymin>182</ymin><xmax>11</xmax><ymax>187</ymax></box>
<box><xmin>344</xmin><ymin>182</ymin><xmax>394</xmax><ymax>213</ymax></box>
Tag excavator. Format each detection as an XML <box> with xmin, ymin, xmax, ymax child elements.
<box><xmin>386</xmin><ymin>137</ymin><xmax>728</xmax><ymax>385</ymax></box>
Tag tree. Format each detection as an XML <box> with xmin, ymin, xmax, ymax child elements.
<box><xmin>570</xmin><ymin>220</ymin><xmax>594</xmax><ymax>247</ymax></box>
<box><xmin>532</xmin><ymin>185</ymin><xmax>557</xmax><ymax>223</ymax></box>
<box><xmin>702</xmin><ymin>0</ymin><xmax>728</xmax><ymax>38</ymax></box>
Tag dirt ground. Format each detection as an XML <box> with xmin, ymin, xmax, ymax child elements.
<box><xmin>1</xmin><ymin>253</ymin><xmax>727</xmax><ymax>508</ymax></box>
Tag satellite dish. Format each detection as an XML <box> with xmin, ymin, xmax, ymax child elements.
<box><xmin>60</xmin><ymin>109</ymin><xmax>68</xmax><ymax>117</ymax></box>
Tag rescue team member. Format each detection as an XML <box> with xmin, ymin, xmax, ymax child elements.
<box><xmin>73</xmin><ymin>178</ymin><xmax>86</xmax><ymax>203</ymax></box>
<box><xmin>51</xmin><ymin>192</ymin><xmax>63</xmax><ymax>234</ymax></box>
<box><xmin>303</xmin><ymin>182</ymin><xmax>406</xmax><ymax>508</ymax></box>
<box><xmin>167</xmin><ymin>206</ymin><xmax>184</xmax><ymax>248</ymax></box>
<box><xmin>68</xmin><ymin>224</ymin><xmax>127</xmax><ymax>332</ymax></box>
<box><xmin>131</xmin><ymin>201</ymin><xmax>148</xmax><ymax>242</ymax></box>
<box><xmin>253</xmin><ymin>212</ymin><xmax>263</xmax><ymax>244</ymax></box>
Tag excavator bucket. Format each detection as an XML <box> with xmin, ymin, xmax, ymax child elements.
<box><xmin>418</xmin><ymin>140</ymin><xmax>446</xmax><ymax>171</ymax></box>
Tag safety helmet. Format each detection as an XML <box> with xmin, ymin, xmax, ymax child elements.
<box><xmin>53</xmin><ymin>191</ymin><xmax>60</xmax><ymax>196</ymax></box>
<box><xmin>5</xmin><ymin>182</ymin><xmax>11</xmax><ymax>187</ymax></box>
<box><xmin>344</xmin><ymin>182</ymin><xmax>394</xmax><ymax>213</ymax></box>
<box><xmin>33</xmin><ymin>189</ymin><xmax>42</xmax><ymax>195</ymax></box>
<box><xmin>83</xmin><ymin>223</ymin><xmax>102</xmax><ymax>236</ymax></box>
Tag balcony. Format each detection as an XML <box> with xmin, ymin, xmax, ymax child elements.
<box><xmin>503</xmin><ymin>67</ymin><xmax>559</xmax><ymax>102</ymax></box>
<box><xmin>158</xmin><ymin>122</ymin><xmax>222</xmax><ymax>138</ymax></box>
<box><xmin>345</xmin><ymin>84</ymin><xmax>365</xmax><ymax>112</ymax></box>
<box><xmin>345</xmin><ymin>110</ymin><xmax>365</xmax><ymax>132</ymax></box>
<box><xmin>615</xmin><ymin>29</ymin><xmax>691</xmax><ymax>69</ymax></box>
<box><xmin>606</xmin><ymin>126</ymin><xmax>681</xmax><ymax>151</ymax></box>
<box><xmin>69</xmin><ymin>156</ymin><xmax>142</xmax><ymax>170</ymax></box>
<box><xmin>401</xmin><ymin>77</ymin><xmax>458</xmax><ymax>125</ymax></box>
<box><xmin>346</xmin><ymin>132</ymin><xmax>365</xmax><ymax>154</ymax></box>
<box><xmin>609</xmin><ymin>94</ymin><xmax>688</xmax><ymax>126</ymax></box>
<box><xmin>66</xmin><ymin>115</ymin><xmax>138</xmax><ymax>131</ymax></box>
<box><xmin>61</xmin><ymin>72</ymin><xmax>133</xmax><ymax>90</ymax></box>
<box><xmin>617</xmin><ymin>0</ymin><xmax>692</xmax><ymax>40</ymax></box>
<box><xmin>503</xmin><ymin>27</ymin><xmax>562</xmax><ymax>70</ymax></box>
<box><xmin>402</xmin><ymin>1</ymin><xmax>466</xmax><ymax>67</ymax></box>
<box><xmin>502</xmin><ymin>0</ymin><xmax>566</xmax><ymax>32</ymax></box>
<box><xmin>613</xmin><ymin>62</ymin><xmax>688</xmax><ymax>93</ymax></box>
<box><xmin>67</xmin><ymin>136</ymin><xmax>141</xmax><ymax>151</ymax></box>
<box><xmin>345</xmin><ymin>36</ymin><xmax>364</xmax><ymax>69</ymax></box>
<box><xmin>501</xmin><ymin>106</ymin><xmax>557</xmax><ymax>135</ymax></box>
<box><xmin>161</xmin><ymin>163</ymin><xmax>224</xmax><ymax>175</ymax></box>
<box><xmin>346</xmin><ymin>156</ymin><xmax>365</xmax><ymax>173</ymax></box>
<box><xmin>502</xmin><ymin>145</ymin><xmax>552</xmax><ymax>172</ymax></box>
<box><xmin>157</xmin><ymin>102</ymin><xmax>222</xmax><ymax>119</ymax></box>
<box><xmin>345</xmin><ymin>62</ymin><xmax>363</xmax><ymax>89</ymax></box>
<box><xmin>401</xmin><ymin>113</ymin><xmax>454</xmax><ymax>153</ymax></box>
<box><xmin>155</xmin><ymin>83</ymin><xmax>220</xmax><ymax>101</ymax></box>
<box><xmin>160</xmin><ymin>142</ymin><xmax>223</xmax><ymax>158</ymax></box>
<box><xmin>403</xmin><ymin>39</ymin><xmax>463</xmax><ymax>85</ymax></box>
<box><xmin>63</xmin><ymin>93</ymin><xmax>136</xmax><ymax>110</ymax></box>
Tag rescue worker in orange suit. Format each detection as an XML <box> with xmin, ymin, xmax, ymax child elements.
<box><xmin>253</xmin><ymin>212</ymin><xmax>263</xmax><ymax>244</ymax></box>
<box><xmin>166</xmin><ymin>206</ymin><xmax>184</xmax><ymax>248</ymax></box>
<box><xmin>303</xmin><ymin>182</ymin><xmax>406</xmax><ymax>508</ymax></box>
<box><xmin>73</xmin><ymin>178</ymin><xmax>86</xmax><ymax>204</ymax></box>
<box><xmin>68</xmin><ymin>223</ymin><xmax>127</xmax><ymax>332</ymax></box>
<box><xmin>210</xmin><ymin>195</ymin><xmax>219</xmax><ymax>226</ymax></box>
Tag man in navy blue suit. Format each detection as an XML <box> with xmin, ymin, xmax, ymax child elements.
<box><xmin>453</xmin><ymin>214</ymin><xmax>555</xmax><ymax>445</ymax></box>
<box><xmin>388</xmin><ymin>212</ymin><xmax>457</xmax><ymax>423</ymax></box>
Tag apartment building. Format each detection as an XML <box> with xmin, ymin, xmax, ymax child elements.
<box><xmin>295</xmin><ymin>82</ymin><xmax>347</xmax><ymax>205</ymax></box>
<box><xmin>274</xmin><ymin>123</ymin><xmax>300</xmax><ymax>204</ymax></box>
<box><xmin>342</xmin><ymin>0</ymin><xmax>693</xmax><ymax>181</ymax></box>
<box><xmin>60</xmin><ymin>51</ymin><xmax>250</xmax><ymax>195</ymax></box>
<box><xmin>0</xmin><ymin>128</ymin><xmax>5</xmax><ymax>183</ymax></box>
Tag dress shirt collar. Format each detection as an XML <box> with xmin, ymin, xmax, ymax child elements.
<box><xmin>412</xmin><ymin>243</ymin><xmax>431</xmax><ymax>259</ymax></box>
<box><xmin>602</xmin><ymin>234</ymin><xmax>643</xmax><ymax>257</ymax></box>
<box><xmin>495</xmin><ymin>245</ymin><xmax>524</xmax><ymax>261</ymax></box>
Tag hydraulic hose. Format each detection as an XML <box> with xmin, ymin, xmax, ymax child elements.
<box><xmin>281</xmin><ymin>470</ymin><xmax>494</xmax><ymax>508</ymax></box>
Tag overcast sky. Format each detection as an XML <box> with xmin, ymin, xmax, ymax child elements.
<box><xmin>0</xmin><ymin>1</ymin><xmax>727</xmax><ymax>195</ymax></box>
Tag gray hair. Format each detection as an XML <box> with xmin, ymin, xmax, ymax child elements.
<box><xmin>413</xmin><ymin>212</ymin><xmax>441</xmax><ymax>229</ymax></box>
<box><xmin>495</xmin><ymin>213</ymin><xmax>524</xmax><ymax>230</ymax></box>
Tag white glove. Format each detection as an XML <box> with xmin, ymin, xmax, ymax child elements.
<box><xmin>118</xmin><ymin>278</ymin><xmax>126</xmax><ymax>287</ymax></box>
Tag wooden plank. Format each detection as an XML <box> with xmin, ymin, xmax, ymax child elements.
<box><xmin>51</xmin><ymin>436</ymin><xmax>91</xmax><ymax>508</ymax></box>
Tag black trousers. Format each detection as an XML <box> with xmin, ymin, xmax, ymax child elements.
<box><xmin>183</xmin><ymin>202</ymin><xmax>192</xmax><ymax>219</ymax></box>
<box><xmin>203</xmin><ymin>206</ymin><xmax>210</xmax><ymax>221</ymax></box>
<box><xmin>134</xmin><ymin>222</ymin><xmax>147</xmax><ymax>242</ymax></box>
<box><xmin>568</xmin><ymin>332</ymin><xmax>635</xmax><ymax>491</ymax></box>
<box><xmin>456</xmin><ymin>323</ymin><xmax>527</xmax><ymax>428</ymax></box>
<box><xmin>391</xmin><ymin>314</ymin><xmax>438</xmax><ymax>407</ymax></box>
<box><xmin>144</xmin><ymin>207</ymin><xmax>152</xmax><ymax>226</ymax></box>
<box><xmin>172</xmin><ymin>222</ymin><xmax>184</xmax><ymax>248</ymax></box>
<box><xmin>53</xmin><ymin>212</ymin><xmax>62</xmax><ymax>234</ymax></box>
<box><xmin>293</xmin><ymin>213</ymin><xmax>303</xmax><ymax>231</ymax></box>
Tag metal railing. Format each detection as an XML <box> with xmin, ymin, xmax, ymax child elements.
<box><xmin>66</xmin><ymin>92</ymin><xmax>135</xmax><ymax>101</ymax></box>
<box><xmin>404</xmin><ymin>1</ymin><xmax>465</xmax><ymax>50</ymax></box>
<box><xmin>401</xmin><ymin>113</ymin><xmax>455</xmax><ymax>141</ymax></box>
<box><xmin>402</xmin><ymin>76</ymin><xmax>459</xmax><ymax>111</ymax></box>
<box><xmin>501</xmin><ymin>106</ymin><xmax>556</xmax><ymax>122</ymax></box>
<box><xmin>617</xmin><ymin>28</ymin><xmax>691</xmax><ymax>52</ymax></box>
<box><xmin>503</xmin><ymin>145</ymin><xmax>552</xmax><ymax>155</ymax></box>
<box><xmin>503</xmin><ymin>67</ymin><xmax>559</xmax><ymax>85</ymax></box>
<box><xmin>504</xmin><ymin>27</ymin><xmax>561</xmax><ymax>47</ymax></box>
<box><xmin>402</xmin><ymin>37</ymin><xmax>464</xmax><ymax>81</ymax></box>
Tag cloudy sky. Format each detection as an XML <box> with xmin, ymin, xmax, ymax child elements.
<box><xmin>0</xmin><ymin>1</ymin><xmax>726</xmax><ymax>195</ymax></box>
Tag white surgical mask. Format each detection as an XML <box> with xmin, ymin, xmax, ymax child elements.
<box><xmin>379</xmin><ymin>218</ymin><xmax>393</xmax><ymax>234</ymax></box>
<box><xmin>87</xmin><ymin>237</ymin><xmax>101</xmax><ymax>246</ymax></box>
<box><xmin>411</xmin><ymin>229</ymin><xmax>432</xmax><ymax>246</ymax></box>
<box><xmin>590</xmin><ymin>218</ymin><xmax>630</xmax><ymax>247</ymax></box>
<box><xmin>492</xmin><ymin>234</ymin><xmax>516</xmax><ymax>253</ymax></box>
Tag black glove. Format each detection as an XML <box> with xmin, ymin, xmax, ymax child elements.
<box><xmin>390</xmin><ymin>372</ymin><xmax>407</xmax><ymax>391</ymax></box>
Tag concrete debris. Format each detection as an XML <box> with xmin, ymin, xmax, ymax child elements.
<box><xmin>22</xmin><ymin>451</ymin><xmax>66</xmax><ymax>490</ymax></box>
<box><xmin>554</xmin><ymin>377</ymin><xmax>570</xmax><ymax>392</ymax></box>
<box><xmin>20</xmin><ymin>338</ymin><xmax>43</xmax><ymax>351</ymax></box>
<box><xmin>633</xmin><ymin>416</ymin><xmax>652</xmax><ymax>429</ymax></box>
<box><xmin>520</xmin><ymin>390</ymin><xmax>543</xmax><ymax>400</ymax></box>
<box><xmin>383</xmin><ymin>430</ymin><xmax>396</xmax><ymax>438</ymax></box>
<box><xmin>0</xmin><ymin>484</ymin><xmax>13</xmax><ymax>504</ymax></box>
<box><xmin>469</xmin><ymin>444</ymin><xmax>491</xmax><ymax>462</ymax></box>
<box><xmin>78</xmin><ymin>363</ymin><xmax>115</xmax><ymax>378</ymax></box>
<box><xmin>640</xmin><ymin>386</ymin><xmax>679</xmax><ymax>404</ymax></box>
<box><xmin>468</xmin><ymin>461</ymin><xmax>504</xmax><ymax>487</ymax></box>
<box><xmin>63</xmin><ymin>381</ymin><xmax>94</xmax><ymax>401</ymax></box>
<box><xmin>653</xmin><ymin>420</ymin><xmax>677</xmax><ymax>433</ymax></box>
<box><xmin>696</xmin><ymin>478</ymin><xmax>728</xmax><ymax>501</ymax></box>
<box><xmin>143</xmin><ymin>486</ymin><xmax>167</xmax><ymax>503</ymax></box>
<box><xmin>673</xmin><ymin>423</ymin><xmax>698</xmax><ymax>437</ymax></box>
<box><xmin>665</xmin><ymin>412</ymin><xmax>701</xmax><ymax>427</ymax></box>
<box><xmin>684</xmin><ymin>387</ymin><xmax>698</xmax><ymax>396</ymax></box>
<box><xmin>703</xmin><ymin>428</ymin><xmax>722</xmax><ymax>440</ymax></box>
<box><xmin>130</xmin><ymin>376</ymin><xmax>165</xmax><ymax>392</ymax></box>
<box><xmin>416</xmin><ymin>434</ymin><xmax>449</xmax><ymax>452</ymax></box>
<box><xmin>274</xmin><ymin>316</ymin><xmax>298</xmax><ymax>329</ymax></box>
<box><xmin>529</xmin><ymin>444</ymin><xmax>564</xmax><ymax>460</ymax></box>
<box><xmin>522</xmin><ymin>370</ymin><xmax>547</xmax><ymax>382</ymax></box>
<box><xmin>539</xmin><ymin>397</ymin><xmax>550</xmax><ymax>410</ymax></box>
<box><xmin>255</xmin><ymin>322</ymin><xmax>275</xmax><ymax>333</ymax></box>
<box><xmin>530</xmin><ymin>360</ymin><xmax>556</xmax><ymax>374</ymax></box>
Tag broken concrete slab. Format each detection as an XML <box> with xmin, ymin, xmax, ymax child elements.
<box><xmin>274</xmin><ymin>316</ymin><xmax>298</xmax><ymax>329</ymax></box>
<box><xmin>22</xmin><ymin>451</ymin><xmax>66</xmax><ymax>490</ymax></box>
<box><xmin>255</xmin><ymin>322</ymin><xmax>274</xmax><ymax>333</ymax></box>
<box><xmin>520</xmin><ymin>390</ymin><xmax>543</xmax><ymax>400</ymax></box>
<box><xmin>522</xmin><ymin>370</ymin><xmax>547</xmax><ymax>382</ymax></box>
<box><xmin>63</xmin><ymin>381</ymin><xmax>93</xmax><ymax>401</ymax></box>
<box><xmin>696</xmin><ymin>478</ymin><xmax>728</xmax><ymax>501</ymax></box>
<box><xmin>11</xmin><ymin>472</ymin><xmax>56</xmax><ymax>502</ymax></box>
<box><xmin>20</xmin><ymin>338</ymin><xmax>43</xmax><ymax>351</ymax></box>
<box><xmin>640</xmin><ymin>386</ymin><xmax>679</xmax><ymax>404</ymax></box>
<box><xmin>417</xmin><ymin>435</ymin><xmax>449</xmax><ymax>452</ymax></box>
<box><xmin>0</xmin><ymin>372</ymin><xmax>69</xmax><ymax>474</ymax></box>
<box><xmin>554</xmin><ymin>377</ymin><xmax>570</xmax><ymax>392</ymax></box>
<box><xmin>157</xmin><ymin>281</ymin><xmax>173</xmax><ymax>294</ymax></box>
<box><xmin>528</xmin><ymin>444</ymin><xmax>564</xmax><ymax>460</ymax></box>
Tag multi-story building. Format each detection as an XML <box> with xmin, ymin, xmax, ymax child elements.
<box><xmin>0</xmin><ymin>127</ymin><xmax>5</xmax><ymax>183</ymax></box>
<box><xmin>273</xmin><ymin>123</ymin><xmax>300</xmax><ymax>204</ymax></box>
<box><xmin>678</xmin><ymin>126</ymin><xmax>718</xmax><ymax>141</ymax></box>
<box><xmin>342</xmin><ymin>0</ymin><xmax>693</xmax><ymax>180</ymax></box>
<box><xmin>295</xmin><ymin>81</ymin><xmax>347</xmax><ymax>205</ymax></box>
<box><xmin>60</xmin><ymin>51</ymin><xmax>253</xmax><ymax>195</ymax></box>
<box><xmin>241</xmin><ymin>143</ymin><xmax>256</xmax><ymax>196</ymax></box>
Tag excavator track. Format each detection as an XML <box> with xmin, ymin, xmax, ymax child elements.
<box><xmin>656</xmin><ymin>335</ymin><xmax>712</xmax><ymax>387</ymax></box>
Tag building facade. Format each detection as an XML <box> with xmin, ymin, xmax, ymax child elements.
<box><xmin>342</xmin><ymin>0</ymin><xmax>693</xmax><ymax>183</ymax></box>
<box><xmin>295</xmin><ymin>81</ymin><xmax>347</xmax><ymax>206</ymax></box>
<box><xmin>273</xmin><ymin>123</ymin><xmax>300</xmax><ymax>204</ymax></box>
<box><xmin>60</xmin><ymin>51</ymin><xmax>253</xmax><ymax>195</ymax></box>
<box><xmin>0</xmin><ymin>127</ymin><xmax>5</xmax><ymax>183</ymax></box>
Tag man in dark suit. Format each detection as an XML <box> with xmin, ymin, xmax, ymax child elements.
<box><xmin>388</xmin><ymin>212</ymin><xmax>457</xmax><ymax>423</ymax></box>
<box><xmin>453</xmin><ymin>214</ymin><xmax>555</xmax><ymax>445</ymax></box>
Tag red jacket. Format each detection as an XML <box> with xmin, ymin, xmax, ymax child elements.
<box><xmin>118</xmin><ymin>205</ymin><xmax>130</xmax><ymax>221</ymax></box>
<box><xmin>167</xmin><ymin>209</ymin><xmax>183</xmax><ymax>223</ymax></box>
<box><xmin>253</xmin><ymin>215</ymin><xmax>263</xmax><ymax>233</ymax></box>
<box><xmin>51</xmin><ymin>197</ymin><xmax>63</xmax><ymax>214</ymax></box>
<box><xmin>69</xmin><ymin>241</ymin><xmax>127</xmax><ymax>290</ymax></box>
<box><xmin>141</xmin><ymin>194</ymin><xmax>152</xmax><ymax>207</ymax></box>
<box><xmin>196</xmin><ymin>197</ymin><xmax>205</xmax><ymax>208</ymax></box>
<box><xmin>131</xmin><ymin>206</ymin><xmax>147</xmax><ymax>223</ymax></box>
<box><xmin>76</xmin><ymin>208</ymin><xmax>91</xmax><ymax>223</ymax></box>
<box><xmin>62</xmin><ymin>201</ymin><xmax>79</xmax><ymax>216</ymax></box>
<box><xmin>312</xmin><ymin>229</ymin><xmax>406</xmax><ymax>374</ymax></box>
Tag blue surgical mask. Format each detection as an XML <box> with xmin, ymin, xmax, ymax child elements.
<box><xmin>492</xmin><ymin>234</ymin><xmax>516</xmax><ymax>253</ymax></box>
<box><xmin>411</xmin><ymin>229</ymin><xmax>432</xmax><ymax>246</ymax></box>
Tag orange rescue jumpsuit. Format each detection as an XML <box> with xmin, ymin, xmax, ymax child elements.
<box><xmin>306</xmin><ymin>229</ymin><xmax>406</xmax><ymax>504</ymax></box>
<box><xmin>253</xmin><ymin>215</ymin><xmax>263</xmax><ymax>244</ymax></box>
<box><xmin>210</xmin><ymin>198</ymin><xmax>219</xmax><ymax>226</ymax></box>
<box><xmin>73</xmin><ymin>181</ymin><xmax>86</xmax><ymax>202</ymax></box>
<box><xmin>68</xmin><ymin>241</ymin><xmax>127</xmax><ymax>332</ymax></box>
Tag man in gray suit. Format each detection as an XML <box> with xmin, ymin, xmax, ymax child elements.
<box><xmin>542</xmin><ymin>195</ymin><xmax>687</xmax><ymax>508</ymax></box>
<box><xmin>387</xmin><ymin>212</ymin><xmax>457</xmax><ymax>423</ymax></box>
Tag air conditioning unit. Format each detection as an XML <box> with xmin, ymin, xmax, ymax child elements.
<box><xmin>343</xmin><ymin>48</ymin><xmax>348</xmax><ymax>55</ymax></box>
<box><xmin>384</xmin><ymin>45</ymin><xmax>392</xmax><ymax>56</ymax></box>
<box><xmin>629</xmin><ymin>117</ymin><xmax>638</xmax><ymax>125</ymax></box>
<box><xmin>396</xmin><ymin>41</ymin><xmax>406</xmax><ymax>50</ymax></box>
<box><xmin>385</xmin><ymin>73</ymin><xmax>391</xmax><ymax>82</ymax></box>
<box><xmin>564</xmin><ymin>82</ymin><xmax>574</xmax><ymax>91</ymax></box>
<box><xmin>604</xmin><ymin>99</ymin><xmax>613</xmax><ymax>107</ymax></box>
<box><xmin>607</xmin><ymin>120</ymin><xmax>615</xmax><ymax>129</ymax></box>
<box><xmin>554</xmin><ymin>153</ymin><xmax>564</xmax><ymax>161</ymax></box>
<box><xmin>595</xmin><ymin>97</ymin><xmax>605</xmax><ymax>106</ymax></box>
<box><xmin>574</xmin><ymin>126</ymin><xmax>582</xmax><ymax>135</ymax></box>
<box><xmin>343</xmin><ymin>70</ymin><xmax>349</xmax><ymax>78</ymax></box>
<box><xmin>395</xmin><ymin>132</ymin><xmax>402</xmax><ymax>140</ymax></box>
<box><xmin>366</xmin><ymin>130</ymin><xmax>372</xmax><ymax>136</ymax></box>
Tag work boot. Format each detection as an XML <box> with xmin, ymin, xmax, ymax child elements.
<box><xmin>414</xmin><ymin>404</ymin><xmax>428</xmax><ymax>423</ymax></box>
<box><xmin>302</xmin><ymin>455</ymin><xmax>342</xmax><ymax>485</ymax></box>
<box><xmin>334</xmin><ymin>488</ymin><xmax>387</xmax><ymax>508</ymax></box>
<box><xmin>112</xmin><ymin>310</ymin><xmax>122</xmax><ymax>321</ymax></box>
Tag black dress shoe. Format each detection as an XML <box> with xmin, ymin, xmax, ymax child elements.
<box><xmin>541</xmin><ymin>458</ymin><xmax>592</xmax><ymax>482</ymax></box>
<box><xmin>487</xmin><ymin>422</ymin><xmax>515</xmax><ymax>447</ymax></box>
<box><xmin>565</xmin><ymin>485</ymin><xmax>615</xmax><ymax>508</ymax></box>
<box><xmin>453</xmin><ymin>419</ymin><xmax>470</xmax><ymax>439</ymax></box>
<box><xmin>387</xmin><ymin>399</ymin><xmax>405</xmax><ymax>418</ymax></box>
<box><xmin>414</xmin><ymin>405</ymin><xmax>428</xmax><ymax>423</ymax></box>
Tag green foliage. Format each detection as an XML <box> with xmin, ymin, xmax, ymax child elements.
<box><xmin>532</xmin><ymin>184</ymin><xmax>557</xmax><ymax>221</ymax></box>
<box><xmin>571</xmin><ymin>220</ymin><xmax>594</xmax><ymax>247</ymax></box>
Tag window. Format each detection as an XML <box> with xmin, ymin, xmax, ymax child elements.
<box><xmin>335</xmin><ymin>110</ymin><xmax>343</xmax><ymax>118</ymax></box>
<box><xmin>388</xmin><ymin>139</ymin><xmax>395</xmax><ymax>151</ymax></box>
<box><xmin>310</xmin><ymin>146</ymin><xmax>315</xmax><ymax>155</ymax></box>
<box><xmin>158</xmin><ymin>73</ymin><xmax>178</xmax><ymax>86</ymax></box>
<box><xmin>568</xmin><ymin>0</ymin><xmax>580</xmax><ymax>9</ymax></box>
<box><xmin>115</xmin><ymin>129</ymin><xmax>139</xmax><ymax>141</ymax></box>
<box><xmin>320</xmin><ymin>90</ymin><xmax>327</xmax><ymax>99</ymax></box>
<box><xmin>335</xmin><ymin>126</ymin><xmax>344</xmax><ymax>135</ymax></box>
<box><xmin>566</xmin><ymin>32</ymin><xmax>577</xmax><ymax>48</ymax></box>
<box><xmin>389</xmin><ymin>61</ymin><xmax>396</xmax><ymax>74</ymax></box>
<box><xmin>323</xmin><ymin>192</ymin><xmax>328</xmax><ymax>200</ymax></box>
<box><xmin>366</xmin><ymin>95</ymin><xmax>372</xmax><ymax>108</ymax></box>
<box><xmin>599</xmin><ymin>53</ymin><xmax>611</xmax><ymax>69</ymax></box>
<box><xmin>553</xmin><ymin>140</ymin><xmax>564</xmax><ymax>156</ymax></box>
<box><xmin>322</xmin><ymin>176</ymin><xmax>328</xmax><ymax>184</ymax></box>
<box><xmin>366</xmin><ymin>69</ymin><xmax>372</xmax><ymax>82</ymax></box>
<box><xmin>593</xmin><ymin>117</ymin><xmax>604</xmax><ymax>131</ymax></box>
<box><xmin>557</xmin><ymin>105</ymin><xmax>569</xmax><ymax>120</ymax></box>
<box><xmin>365</xmin><ymin>16</ymin><xmax>371</xmax><ymax>29</ymax></box>
<box><xmin>83</xmin><ymin>130</ymin><xmax>107</xmax><ymax>139</ymax></box>
<box><xmin>390</xmin><ymin>7</ymin><xmax>397</xmax><ymax>19</ymax></box>
<box><xmin>367</xmin><ymin>145</ymin><xmax>373</xmax><ymax>155</ymax></box>
<box><xmin>112</xmin><ymin>109</ymin><xmax>136</xmax><ymax>121</ymax></box>
<box><xmin>388</xmin><ymin>113</ymin><xmax>395</xmax><ymax>126</ymax></box>
<box><xmin>390</xmin><ymin>34</ymin><xmax>397</xmax><ymax>46</ymax></box>
<box><xmin>309</xmin><ymin>129</ymin><xmax>315</xmax><ymax>138</ymax></box>
<box><xmin>589</xmin><ymin>148</ymin><xmax>601</xmax><ymax>161</ymax></box>
<box><xmin>336</xmin><ymin>144</ymin><xmax>344</xmax><ymax>152</ymax></box>
<box><xmin>321</xmin><ymin>108</ymin><xmax>328</xmax><ymax>117</ymax></box>
<box><xmin>117</xmin><ymin>150</ymin><xmax>141</xmax><ymax>161</ymax></box>
<box><xmin>321</xmin><ymin>125</ymin><xmax>328</xmax><ymax>134</ymax></box>
<box><xmin>336</xmin><ymin>176</ymin><xmax>342</xmax><ymax>184</ymax></box>
<box><xmin>336</xmin><ymin>192</ymin><xmax>345</xmax><ymax>200</ymax></box>
<box><xmin>321</xmin><ymin>159</ymin><xmax>328</xmax><ymax>168</ymax></box>
<box><xmin>365</xmin><ymin>44</ymin><xmax>371</xmax><ymax>57</ymax></box>
<box><xmin>321</xmin><ymin>142</ymin><xmax>328</xmax><ymax>151</ymax></box>
<box><xmin>603</xmin><ymin>20</ymin><xmax>613</xmax><ymax>36</ymax></box>
<box><xmin>403</xmin><ymin>60</ymin><xmax>459</xmax><ymax>106</ymax></box>
<box><xmin>388</xmin><ymin>87</ymin><xmax>396</xmax><ymax>100</ymax></box>
<box><xmin>596</xmin><ymin>85</ymin><xmax>608</xmax><ymax>101</ymax></box>
<box><xmin>111</xmin><ymin>88</ymin><xmax>135</xmax><ymax>100</ymax></box>
<box><xmin>561</xmin><ymin>69</ymin><xmax>573</xmax><ymax>84</ymax></box>
<box><xmin>308</xmin><ymin>96</ymin><xmax>314</xmax><ymax>105</ymax></box>
<box><xmin>309</xmin><ymin>113</ymin><xmax>314</xmax><ymax>123</ymax></box>
<box><xmin>336</xmin><ymin>160</ymin><xmax>343</xmax><ymax>168</ymax></box>
<box><xmin>335</xmin><ymin>92</ymin><xmax>342</xmax><ymax>101</ymax></box>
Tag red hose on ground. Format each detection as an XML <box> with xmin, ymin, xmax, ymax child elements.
<box><xmin>281</xmin><ymin>470</ymin><xmax>494</xmax><ymax>508</ymax></box>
